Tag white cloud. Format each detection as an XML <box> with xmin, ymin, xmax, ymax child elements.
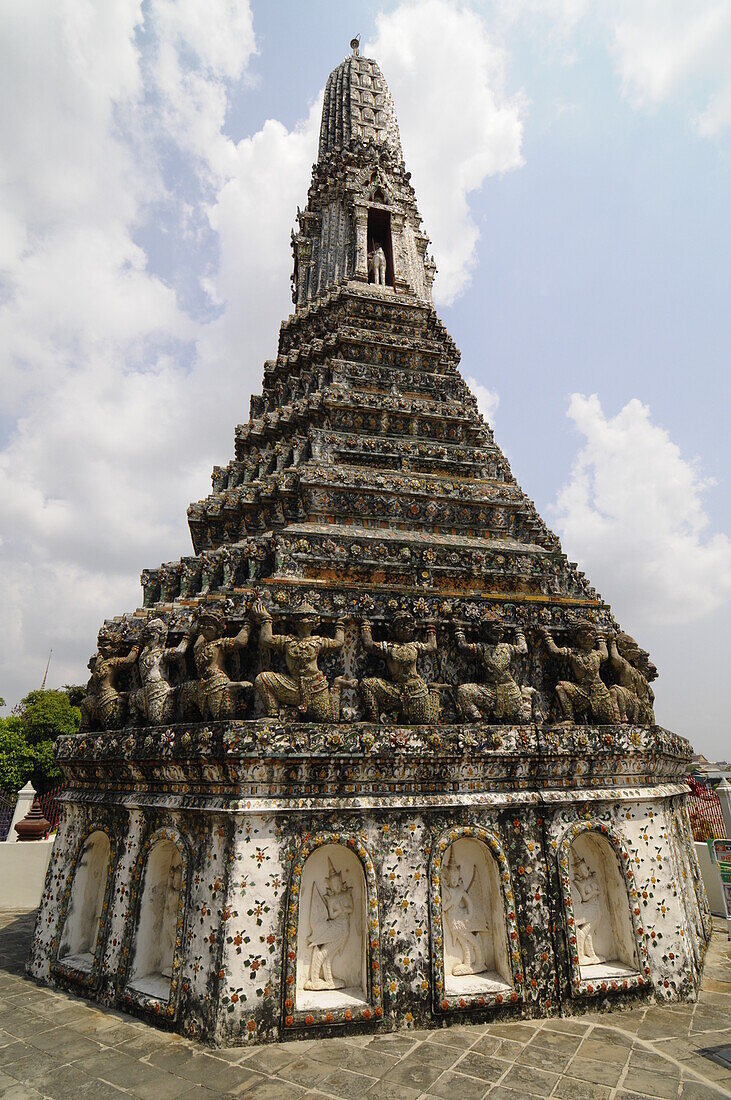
<box><xmin>466</xmin><ymin>377</ymin><xmax>500</xmax><ymax>424</ymax></box>
<box><xmin>502</xmin><ymin>0</ymin><xmax>731</xmax><ymax>136</ymax></box>
<box><xmin>552</xmin><ymin>394</ymin><xmax>731</xmax><ymax>626</ymax></box>
<box><xmin>366</xmin><ymin>0</ymin><xmax>525</xmax><ymax>304</ymax></box>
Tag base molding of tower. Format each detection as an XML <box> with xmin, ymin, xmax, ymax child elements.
<box><xmin>27</xmin><ymin>719</ymin><xmax>710</xmax><ymax>1045</ymax></box>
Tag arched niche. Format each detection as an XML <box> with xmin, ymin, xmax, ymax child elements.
<box><xmin>295</xmin><ymin>843</ymin><xmax>368</xmax><ymax>1015</ymax></box>
<box><xmin>566</xmin><ymin>830</ymin><xmax>639</xmax><ymax>982</ymax></box>
<box><xmin>127</xmin><ymin>836</ymin><xmax>185</xmax><ymax>1002</ymax></box>
<box><xmin>440</xmin><ymin>837</ymin><xmax>512</xmax><ymax>997</ymax></box>
<box><xmin>57</xmin><ymin>830</ymin><xmax>111</xmax><ymax>976</ymax></box>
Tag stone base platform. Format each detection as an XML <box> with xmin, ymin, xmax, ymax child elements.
<box><xmin>26</xmin><ymin>721</ymin><xmax>711</xmax><ymax>1046</ymax></box>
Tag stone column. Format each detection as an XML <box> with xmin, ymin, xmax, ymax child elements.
<box><xmin>7</xmin><ymin>782</ymin><xmax>36</xmax><ymax>843</ymax></box>
<box><xmin>390</xmin><ymin>211</ymin><xmax>409</xmax><ymax>292</ymax></box>
<box><xmin>717</xmin><ymin>778</ymin><xmax>731</xmax><ymax>838</ymax></box>
<box><xmin>353</xmin><ymin>202</ymin><xmax>369</xmax><ymax>282</ymax></box>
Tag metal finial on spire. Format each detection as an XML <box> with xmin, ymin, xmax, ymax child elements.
<box><xmin>350</xmin><ymin>35</ymin><xmax>360</xmax><ymax>57</ymax></box>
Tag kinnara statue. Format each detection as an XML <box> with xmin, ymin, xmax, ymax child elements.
<box><xmin>608</xmin><ymin>631</ymin><xmax>656</xmax><ymax>725</ymax></box>
<box><xmin>454</xmin><ymin>620</ymin><xmax>535</xmax><ymax>723</ymax></box>
<box><xmin>192</xmin><ymin>607</ymin><xmax>253</xmax><ymax>721</ymax></box>
<box><xmin>360</xmin><ymin>611</ymin><xmax>440</xmax><ymax>723</ymax></box>
<box><xmin>253</xmin><ymin>600</ymin><xmax>352</xmax><ymax>721</ymax></box>
<box><xmin>80</xmin><ymin>628</ymin><xmax>140</xmax><ymax>731</ymax></box>
<box><xmin>541</xmin><ymin>622</ymin><xmax>619</xmax><ymax>724</ymax></box>
<box><xmin>131</xmin><ymin>618</ymin><xmax>190</xmax><ymax>725</ymax></box>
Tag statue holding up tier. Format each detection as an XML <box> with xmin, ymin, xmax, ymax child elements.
<box><xmin>80</xmin><ymin>628</ymin><xmax>140</xmax><ymax>731</ymax></box>
<box><xmin>360</xmin><ymin>611</ymin><xmax>439</xmax><ymax>723</ymax></box>
<box><xmin>304</xmin><ymin>858</ymin><xmax>354</xmax><ymax>991</ymax></box>
<box><xmin>608</xmin><ymin>631</ymin><xmax>656</xmax><ymax>725</ymax></box>
<box><xmin>442</xmin><ymin>847</ymin><xmax>490</xmax><ymax>976</ymax></box>
<box><xmin>571</xmin><ymin>853</ymin><xmax>604</xmax><ymax>965</ymax></box>
<box><xmin>541</xmin><ymin>622</ymin><xmax>618</xmax><ymax>724</ymax></box>
<box><xmin>454</xmin><ymin>621</ymin><xmax>535</xmax><ymax>723</ymax></box>
<box><xmin>253</xmin><ymin>600</ymin><xmax>352</xmax><ymax>721</ymax></box>
<box><xmin>192</xmin><ymin>607</ymin><xmax>253</xmax><ymax>721</ymax></box>
<box><xmin>368</xmin><ymin>244</ymin><xmax>387</xmax><ymax>286</ymax></box>
<box><xmin>131</xmin><ymin>618</ymin><xmax>190</xmax><ymax>725</ymax></box>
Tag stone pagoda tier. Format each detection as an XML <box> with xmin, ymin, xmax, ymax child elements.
<box><xmin>29</xmin><ymin>47</ymin><xmax>710</xmax><ymax>1047</ymax></box>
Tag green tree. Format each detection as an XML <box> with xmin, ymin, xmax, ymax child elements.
<box><xmin>18</xmin><ymin>689</ymin><xmax>80</xmax><ymax>745</ymax></box>
<box><xmin>0</xmin><ymin>716</ymin><xmax>35</xmax><ymax>792</ymax></box>
<box><xmin>0</xmin><ymin>689</ymin><xmax>77</xmax><ymax>794</ymax></box>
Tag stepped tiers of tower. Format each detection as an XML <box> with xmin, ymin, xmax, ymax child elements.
<box><xmin>29</xmin><ymin>48</ymin><xmax>709</xmax><ymax>1047</ymax></box>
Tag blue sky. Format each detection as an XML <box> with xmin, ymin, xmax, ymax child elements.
<box><xmin>0</xmin><ymin>0</ymin><xmax>729</xmax><ymax>755</ymax></box>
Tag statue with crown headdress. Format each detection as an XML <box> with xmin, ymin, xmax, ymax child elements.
<box><xmin>252</xmin><ymin>599</ymin><xmax>353</xmax><ymax>721</ymax></box>
<box><xmin>131</xmin><ymin>618</ymin><xmax>191</xmax><ymax>725</ymax></box>
<box><xmin>191</xmin><ymin>605</ymin><xmax>253</xmax><ymax>721</ymax></box>
<box><xmin>360</xmin><ymin>611</ymin><xmax>440</xmax><ymax>723</ymax></box>
<box><xmin>304</xmin><ymin>857</ymin><xmax>355</xmax><ymax>991</ymax></box>
<box><xmin>442</xmin><ymin>846</ymin><xmax>490</xmax><ymax>978</ymax></box>
<box><xmin>80</xmin><ymin>626</ymin><xmax>140</xmax><ymax>730</ymax></box>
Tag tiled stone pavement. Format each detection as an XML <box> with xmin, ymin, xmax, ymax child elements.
<box><xmin>1</xmin><ymin>911</ymin><xmax>729</xmax><ymax>1100</ymax></box>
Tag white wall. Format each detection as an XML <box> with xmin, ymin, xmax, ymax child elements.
<box><xmin>0</xmin><ymin>839</ymin><xmax>55</xmax><ymax>909</ymax></box>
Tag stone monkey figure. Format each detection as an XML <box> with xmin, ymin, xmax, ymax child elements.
<box><xmin>192</xmin><ymin>607</ymin><xmax>253</xmax><ymax>721</ymax></box>
<box><xmin>80</xmin><ymin>629</ymin><xmax>140</xmax><ymax>731</ymax></box>
<box><xmin>132</xmin><ymin>618</ymin><xmax>190</xmax><ymax>725</ymax></box>
<box><xmin>541</xmin><ymin>623</ymin><xmax>618</xmax><ymax>724</ymax></box>
<box><xmin>607</xmin><ymin>632</ymin><xmax>656</xmax><ymax>724</ymax></box>
<box><xmin>454</xmin><ymin>620</ymin><xmax>535</xmax><ymax>723</ymax></box>
<box><xmin>253</xmin><ymin>600</ymin><xmax>352</xmax><ymax>721</ymax></box>
<box><xmin>360</xmin><ymin>612</ymin><xmax>439</xmax><ymax>723</ymax></box>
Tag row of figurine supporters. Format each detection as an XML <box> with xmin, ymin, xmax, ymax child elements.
<box><xmin>81</xmin><ymin>597</ymin><xmax>656</xmax><ymax>732</ymax></box>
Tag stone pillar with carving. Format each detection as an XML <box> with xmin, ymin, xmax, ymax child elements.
<box><xmin>353</xmin><ymin>202</ymin><xmax>369</xmax><ymax>282</ymax></box>
<box><xmin>390</xmin><ymin>211</ymin><xmax>409</xmax><ymax>293</ymax></box>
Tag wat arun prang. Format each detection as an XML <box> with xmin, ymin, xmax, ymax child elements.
<box><xmin>29</xmin><ymin>46</ymin><xmax>710</xmax><ymax>1045</ymax></box>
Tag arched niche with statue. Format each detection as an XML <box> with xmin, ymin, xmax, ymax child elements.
<box><xmin>559</xmin><ymin>825</ymin><xmax>644</xmax><ymax>996</ymax></box>
<box><xmin>124</xmin><ymin>829</ymin><xmax>188</xmax><ymax>1015</ymax></box>
<box><xmin>282</xmin><ymin>835</ymin><xmax>383</xmax><ymax>1033</ymax></box>
<box><xmin>430</xmin><ymin>828</ymin><xmax>524</xmax><ymax>1015</ymax></box>
<box><xmin>54</xmin><ymin>829</ymin><xmax>113</xmax><ymax>986</ymax></box>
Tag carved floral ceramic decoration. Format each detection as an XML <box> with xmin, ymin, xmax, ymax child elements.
<box><xmin>28</xmin><ymin>46</ymin><xmax>709</xmax><ymax>1046</ymax></box>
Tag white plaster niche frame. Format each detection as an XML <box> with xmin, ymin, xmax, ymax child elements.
<box><xmin>441</xmin><ymin>838</ymin><xmax>512</xmax><ymax>997</ymax></box>
<box><xmin>54</xmin><ymin>828</ymin><xmax>113</xmax><ymax>987</ymax></box>
<box><xmin>123</xmin><ymin>828</ymin><xmax>189</xmax><ymax>1018</ymax></box>
<box><xmin>559</xmin><ymin>824</ymin><xmax>644</xmax><ymax>997</ymax></box>
<box><xmin>295</xmin><ymin>843</ymin><xmax>368</xmax><ymax>1014</ymax></box>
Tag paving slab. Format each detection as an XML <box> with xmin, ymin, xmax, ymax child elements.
<box><xmin>0</xmin><ymin>909</ymin><xmax>729</xmax><ymax>1099</ymax></box>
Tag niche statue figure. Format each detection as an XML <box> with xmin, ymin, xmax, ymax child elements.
<box><xmin>304</xmin><ymin>858</ymin><xmax>354</xmax><ymax>991</ymax></box>
<box><xmin>192</xmin><ymin>607</ymin><xmax>253</xmax><ymax>720</ymax></box>
<box><xmin>80</xmin><ymin>629</ymin><xmax>140</xmax><ymax>731</ymax></box>
<box><xmin>571</xmin><ymin>854</ymin><xmax>604</xmax><ymax>966</ymax></box>
<box><xmin>360</xmin><ymin>612</ymin><xmax>439</xmax><ymax>723</ymax></box>
<box><xmin>253</xmin><ymin>600</ymin><xmax>352</xmax><ymax>721</ymax></box>
<box><xmin>608</xmin><ymin>632</ymin><xmax>656</xmax><ymax>725</ymax></box>
<box><xmin>132</xmin><ymin>618</ymin><xmax>190</xmax><ymax>725</ymax></box>
<box><xmin>442</xmin><ymin>847</ymin><xmax>490</xmax><ymax>977</ymax></box>
<box><xmin>454</xmin><ymin>621</ymin><xmax>535</xmax><ymax>723</ymax></box>
<box><xmin>368</xmin><ymin>244</ymin><xmax>387</xmax><ymax>286</ymax></box>
<box><xmin>541</xmin><ymin>623</ymin><xmax>618</xmax><ymax>725</ymax></box>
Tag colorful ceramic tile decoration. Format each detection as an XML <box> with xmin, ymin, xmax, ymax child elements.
<box><xmin>27</xmin><ymin>45</ymin><xmax>711</xmax><ymax>1045</ymax></box>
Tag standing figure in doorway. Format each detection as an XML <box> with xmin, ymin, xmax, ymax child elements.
<box><xmin>368</xmin><ymin>244</ymin><xmax>387</xmax><ymax>286</ymax></box>
<box><xmin>570</xmin><ymin>854</ymin><xmax>604</xmax><ymax>966</ymax></box>
<box><xmin>442</xmin><ymin>846</ymin><xmax>490</xmax><ymax>976</ymax></box>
